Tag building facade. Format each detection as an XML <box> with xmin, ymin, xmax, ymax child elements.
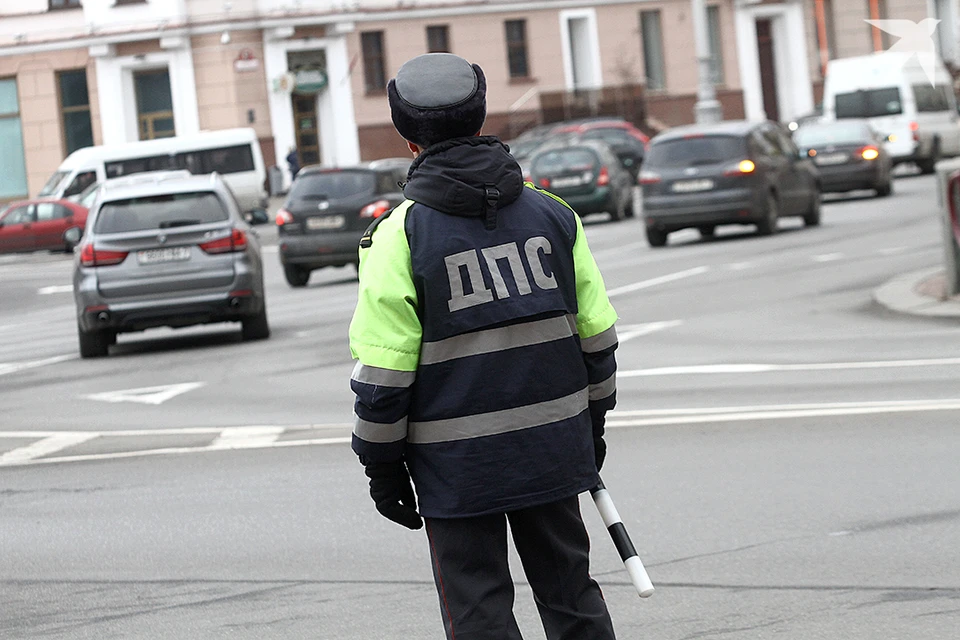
<box><xmin>2</xmin><ymin>0</ymin><xmax>955</xmax><ymax>203</ymax></box>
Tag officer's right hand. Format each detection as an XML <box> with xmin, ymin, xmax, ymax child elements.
<box><xmin>364</xmin><ymin>460</ymin><xmax>424</xmax><ymax>530</ymax></box>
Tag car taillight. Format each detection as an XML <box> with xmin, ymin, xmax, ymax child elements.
<box><xmin>638</xmin><ymin>170</ymin><xmax>661</xmax><ymax>185</ymax></box>
<box><xmin>723</xmin><ymin>159</ymin><xmax>756</xmax><ymax>176</ymax></box>
<box><xmin>596</xmin><ymin>166</ymin><xmax>610</xmax><ymax>186</ymax></box>
<box><xmin>861</xmin><ymin>146</ymin><xmax>880</xmax><ymax>161</ymax></box>
<box><xmin>276</xmin><ymin>208</ymin><xmax>294</xmax><ymax>226</ymax></box>
<box><xmin>199</xmin><ymin>228</ymin><xmax>247</xmax><ymax>254</ymax></box>
<box><xmin>538</xmin><ymin>177</ymin><xmax>551</xmax><ymax>188</ymax></box>
<box><xmin>79</xmin><ymin>244</ymin><xmax>128</xmax><ymax>267</ymax></box>
<box><xmin>359</xmin><ymin>199</ymin><xmax>391</xmax><ymax>219</ymax></box>
<box><xmin>910</xmin><ymin>121</ymin><xmax>920</xmax><ymax>142</ymax></box>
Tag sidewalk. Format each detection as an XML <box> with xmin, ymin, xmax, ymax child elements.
<box><xmin>873</xmin><ymin>268</ymin><xmax>960</xmax><ymax>319</ymax></box>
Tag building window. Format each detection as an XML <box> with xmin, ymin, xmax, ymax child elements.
<box><xmin>361</xmin><ymin>31</ymin><xmax>387</xmax><ymax>93</ymax></box>
<box><xmin>505</xmin><ymin>19</ymin><xmax>530</xmax><ymax>78</ymax></box>
<box><xmin>58</xmin><ymin>69</ymin><xmax>94</xmax><ymax>156</ymax></box>
<box><xmin>48</xmin><ymin>0</ymin><xmax>81</xmax><ymax>9</ymax></box>
<box><xmin>134</xmin><ymin>68</ymin><xmax>175</xmax><ymax>140</ymax></box>
<box><xmin>706</xmin><ymin>5</ymin><xmax>724</xmax><ymax>86</ymax></box>
<box><xmin>0</xmin><ymin>79</ymin><xmax>29</xmax><ymax>200</ymax></box>
<box><xmin>427</xmin><ymin>25</ymin><xmax>450</xmax><ymax>53</ymax></box>
<box><xmin>640</xmin><ymin>10</ymin><xmax>665</xmax><ymax>91</ymax></box>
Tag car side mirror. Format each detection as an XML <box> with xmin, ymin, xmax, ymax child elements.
<box><xmin>64</xmin><ymin>227</ymin><xmax>82</xmax><ymax>245</ymax></box>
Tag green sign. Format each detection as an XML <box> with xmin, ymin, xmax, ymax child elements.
<box><xmin>294</xmin><ymin>69</ymin><xmax>328</xmax><ymax>94</ymax></box>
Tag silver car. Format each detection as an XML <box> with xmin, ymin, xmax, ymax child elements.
<box><xmin>71</xmin><ymin>171</ymin><xmax>269</xmax><ymax>358</ymax></box>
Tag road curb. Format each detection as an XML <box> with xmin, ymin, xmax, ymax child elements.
<box><xmin>873</xmin><ymin>268</ymin><xmax>960</xmax><ymax>319</ymax></box>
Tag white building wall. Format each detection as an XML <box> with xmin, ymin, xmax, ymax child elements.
<box><xmin>82</xmin><ymin>0</ymin><xmax>187</xmax><ymax>28</ymax></box>
<box><xmin>0</xmin><ymin>0</ymin><xmax>48</xmax><ymax>15</ymax></box>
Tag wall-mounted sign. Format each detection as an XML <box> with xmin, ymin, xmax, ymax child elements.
<box><xmin>273</xmin><ymin>71</ymin><xmax>296</xmax><ymax>93</ymax></box>
<box><xmin>234</xmin><ymin>48</ymin><xmax>259</xmax><ymax>73</ymax></box>
<box><xmin>294</xmin><ymin>68</ymin><xmax>328</xmax><ymax>94</ymax></box>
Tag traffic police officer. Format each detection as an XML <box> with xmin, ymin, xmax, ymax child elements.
<box><xmin>349</xmin><ymin>53</ymin><xmax>620</xmax><ymax>640</ymax></box>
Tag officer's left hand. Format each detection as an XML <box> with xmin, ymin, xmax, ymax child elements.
<box><xmin>594</xmin><ymin>436</ymin><xmax>607</xmax><ymax>472</ymax></box>
<box><xmin>364</xmin><ymin>460</ymin><xmax>423</xmax><ymax>530</ymax></box>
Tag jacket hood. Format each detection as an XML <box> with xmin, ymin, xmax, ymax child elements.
<box><xmin>403</xmin><ymin>136</ymin><xmax>524</xmax><ymax>220</ymax></box>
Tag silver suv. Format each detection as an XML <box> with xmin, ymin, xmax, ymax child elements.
<box><xmin>71</xmin><ymin>171</ymin><xmax>269</xmax><ymax>358</ymax></box>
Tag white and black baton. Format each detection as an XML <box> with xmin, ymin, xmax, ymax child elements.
<box><xmin>590</xmin><ymin>479</ymin><xmax>655</xmax><ymax>598</ymax></box>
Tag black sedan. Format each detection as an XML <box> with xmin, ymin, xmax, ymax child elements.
<box><xmin>792</xmin><ymin>119</ymin><xmax>894</xmax><ymax>197</ymax></box>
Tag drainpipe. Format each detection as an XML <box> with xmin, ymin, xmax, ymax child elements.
<box><xmin>692</xmin><ymin>0</ymin><xmax>722</xmax><ymax>123</ymax></box>
<box><xmin>814</xmin><ymin>0</ymin><xmax>829</xmax><ymax>77</ymax></box>
<box><xmin>868</xmin><ymin>0</ymin><xmax>883</xmax><ymax>52</ymax></box>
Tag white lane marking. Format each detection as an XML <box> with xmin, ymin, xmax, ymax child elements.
<box><xmin>208</xmin><ymin>426</ymin><xmax>284</xmax><ymax>449</ymax></box>
<box><xmin>726</xmin><ymin>262</ymin><xmax>753</xmax><ymax>271</ymax></box>
<box><xmin>605</xmin><ymin>399</ymin><xmax>960</xmax><ymax>428</ymax></box>
<box><xmin>606</xmin><ymin>266</ymin><xmax>710</xmax><ymax>298</ymax></box>
<box><xmin>261</xmin><ymin>245</ymin><xmax>278</xmax><ymax>254</ymax></box>
<box><xmin>829</xmin><ymin>531</ymin><xmax>853</xmax><ymax>537</ymax></box>
<box><xmin>0</xmin><ymin>433</ymin><xmax>98</xmax><ymax>464</ymax></box>
<box><xmin>610</xmin><ymin>398</ymin><xmax>960</xmax><ymax>417</ymax></box>
<box><xmin>0</xmin><ymin>354</ymin><xmax>75</xmax><ymax>377</ymax></box>
<box><xmin>0</xmin><ymin>424</ymin><xmax>353</xmax><ymax>439</ymax></box>
<box><xmin>617</xmin><ymin>320</ymin><xmax>683</xmax><ymax>343</ymax></box>
<box><xmin>812</xmin><ymin>253</ymin><xmax>844</xmax><ymax>263</ymax></box>
<box><xmin>37</xmin><ymin>285</ymin><xmax>73</xmax><ymax>295</ymax></box>
<box><xmin>85</xmin><ymin>382</ymin><xmax>206</xmax><ymax>406</ymax></box>
<box><xmin>619</xmin><ymin>357</ymin><xmax>960</xmax><ymax>378</ymax></box>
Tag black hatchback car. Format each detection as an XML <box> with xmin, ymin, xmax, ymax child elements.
<box><xmin>792</xmin><ymin>119</ymin><xmax>894</xmax><ymax>197</ymax></box>
<box><xmin>526</xmin><ymin>138</ymin><xmax>636</xmax><ymax>221</ymax></box>
<box><xmin>276</xmin><ymin>158</ymin><xmax>410</xmax><ymax>287</ymax></box>
<box><xmin>640</xmin><ymin>121</ymin><xmax>821</xmax><ymax>247</ymax></box>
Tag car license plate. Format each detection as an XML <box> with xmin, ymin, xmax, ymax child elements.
<box><xmin>306</xmin><ymin>215</ymin><xmax>345</xmax><ymax>230</ymax></box>
<box><xmin>137</xmin><ymin>247</ymin><xmax>191</xmax><ymax>264</ymax></box>
<box><xmin>671</xmin><ymin>179</ymin><xmax>714</xmax><ymax>193</ymax></box>
<box><xmin>550</xmin><ymin>176</ymin><xmax>585</xmax><ymax>188</ymax></box>
<box><xmin>815</xmin><ymin>153</ymin><xmax>848</xmax><ymax>166</ymax></box>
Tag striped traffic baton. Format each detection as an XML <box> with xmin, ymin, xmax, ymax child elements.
<box><xmin>590</xmin><ymin>479</ymin><xmax>655</xmax><ymax>598</ymax></box>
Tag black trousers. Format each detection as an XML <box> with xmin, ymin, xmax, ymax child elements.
<box><xmin>424</xmin><ymin>495</ymin><xmax>616</xmax><ymax>640</ymax></box>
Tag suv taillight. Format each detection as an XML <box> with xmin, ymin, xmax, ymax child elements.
<box><xmin>360</xmin><ymin>199</ymin><xmax>391</xmax><ymax>219</ymax></box>
<box><xmin>79</xmin><ymin>244</ymin><xmax>128</xmax><ymax>267</ymax></box>
<box><xmin>596</xmin><ymin>166</ymin><xmax>610</xmax><ymax>186</ymax></box>
<box><xmin>276</xmin><ymin>208</ymin><xmax>294</xmax><ymax>226</ymax></box>
<box><xmin>199</xmin><ymin>228</ymin><xmax>247</xmax><ymax>254</ymax></box>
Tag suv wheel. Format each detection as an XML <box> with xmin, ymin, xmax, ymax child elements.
<box><xmin>645</xmin><ymin>227</ymin><xmax>668</xmax><ymax>247</ymax></box>
<box><xmin>803</xmin><ymin>191</ymin><xmax>821</xmax><ymax>227</ymax></box>
<box><xmin>756</xmin><ymin>193</ymin><xmax>779</xmax><ymax>236</ymax></box>
<box><xmin>283</xmin><ymin>264</ymin><xmax>310</xmax><ymax>288</ymax></box>
<box><xmin>241</xmin><ymin>305</ymin><xmax>270</xmax><ymax>341</ymax></box>
<box><xmin>698</xmin><ymin>225</ymin><xmax>716</xmax><ymax>239</ymax></box>
<box><xmin>78</xmin><ymin>325</ymin><xmax>111</xmax><ymax>358</ymax></box>
<box><xmin>876</xmin><ymin>178</ymin><xmax>893</xmax><ymax>198</ymax></box>
<box><xmin>917</xmin><ymin>139</ymin><xmax>941</xmax><ymax>175</ymax></box>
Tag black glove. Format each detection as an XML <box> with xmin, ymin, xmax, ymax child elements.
<box><xmin>364</xmin><ymin>460</ymin><xmax>423</xmax><ymax>530</ymax></box>
<box><xmin>594</xmin><ymin>436</ymin><xmax>607</xmax><ymax>472</ymax></box>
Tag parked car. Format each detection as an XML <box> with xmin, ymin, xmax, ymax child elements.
<box><xmin>526</xmin><ymin>138</ymin><xmax>635</xmax><ymax>221</ymax></box>
<box><xmin>70</xmin><ymin>171</ymin><xmax>269</xmax><ymax>358</ymax></box>
<box><xmin>639</xmin><ymin>120</ymin><xmax>821</xmax><ymax>247</ymax></box>
<box><xmin>793</xmin><ymin>119</ymin><xmax>894</xmax><ymax>197</ymax></box>
<box><xmin>550</xmin><ymin>119</ymin><xmax>650</xmax><ymax>177</ymax></box>
<box><xmin>0</xmin><ymin>198</ymin><xmax>88</xmax><ymax>254</ymax></box>
<box><xmin>276</xmin><ymin>158</ymin><xmax>410</xmax><ymax>287</ymax></box>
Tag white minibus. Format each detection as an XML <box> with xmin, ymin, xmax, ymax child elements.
<box><xmin>821</xmin><ymin>52</ymin><xmax>960</xmax><ymax>174</ymax></box>
<box><xmin>38</xmin><ymin>128</ymin><xmax>269</xmax><ymax>213</ymax></box>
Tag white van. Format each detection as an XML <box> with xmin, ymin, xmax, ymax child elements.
<box><xmin>38</xmin><ymin>128</ymin><xmax>269</xmax><ymax>213</ymax></box>
<box><xmin>822</xmin><ymin>52</ymin><xmax>960</xmax><ymax>174</ymax></box>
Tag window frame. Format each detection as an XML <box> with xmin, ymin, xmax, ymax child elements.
<box><xmin>706</xmin><ymin>5</ymin><xmax>725</xmax><ymax>86</ymax></box>
<box><xmin>57</xmin><ymin>68</ymin><xmax>94</xmax><ymax>156</ymax></box>
<box><xmin>640</xmin><ymin>10</ymin><xmax>666</xmax><ymax>91</ymax></box>
<box><xmin>361</xmin><ymin>31</ymin><xmax>387</xmax><ymax>94</ymax></box>
<box><xmin>0</xmin><ymin>77</ymin><xmax>29</xmax><ymax>201</ymax></box>
<box><xmin>426</xmin><ymin>24</ymin><xmax>450</xmax><ymax>54</ymax></box>
<box><xmin>504</xmin><ymin>19</ymin><xmax>530</xmax><ymax>80</ymax></box>
<box><xmin>48</xmin><ymin>0</ymin><xmax>82</xmax><ymax>10</ymax></box>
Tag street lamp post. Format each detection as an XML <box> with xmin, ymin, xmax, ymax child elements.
<box><xmin>692</xmin><ymin>0</ymin><xmax>723</xmax><ymax>124</ymax></box>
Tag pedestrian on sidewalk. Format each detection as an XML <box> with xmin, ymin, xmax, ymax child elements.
<box><xmin>348</xmin><ymin>52</ymin><xmax>620</xmax><ymax>640</ymax></box>
<box><xmin>286</xmin><ymin>146</ymin><xmax>300</xmax><ymax>180</ymax></box>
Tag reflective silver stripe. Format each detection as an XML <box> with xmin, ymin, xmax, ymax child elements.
<box><xmin>351</xmin><ymin>362</ymin><xmax>416</xmax><ymax>387</ymax></box>
<box><xmin>420</xmin><ymin>314</ymin><xmax>578</xmax><ymax>366</ymax></box>
<box><xmin>580</xmin><ymin>325</ymin><xmax>618</xmax><ymax>353</ymax></box>
<box><xmin>589</xmin><ymin>372</ymin><xmax>617</xmax><ymax>401</ymax></box>
<box><xmin>353</xmin><ymin>415</ymin><xmax>408</xmax><ymax>443</ymax></box>
<box><xmin>408</xmin><ymin>387</ymin><xmax>589</xmax><ymax>444</ymax></box>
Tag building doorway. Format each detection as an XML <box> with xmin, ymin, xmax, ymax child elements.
<box><xmin>756</xmin><ymin>18</ymin><xmax>780</xmax><ymax>122</ymax></box>
<box><xmin>287</xmin><ymin>49</ymin><xmax>326</xmax><ymax>168</ymax></box>
<box><xmin>134</xmin><ymin>68</ymin><xmax>175</xmax><ymax>140</ymax></box>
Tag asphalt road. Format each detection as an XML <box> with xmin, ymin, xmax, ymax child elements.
<box><xmin>2</xmin><ymin>173</ymin><xmax>959</xmax><ymax>638</ymax></box>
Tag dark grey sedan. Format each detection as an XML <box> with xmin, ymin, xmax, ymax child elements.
<box><xmin>640</xmin><ymin>120</ymin><xmax>821</xmax><ymax>247</ymax></box>
<box><xmin>793</xmin><ymin>119</ymin><xmax>894</xmax><ymax>197</ymax></box>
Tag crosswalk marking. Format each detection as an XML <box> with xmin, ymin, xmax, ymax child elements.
<box><xmin>0</xmin><ymin>433</ymin><xmax>98</xmax><ymax>464</ymax></box>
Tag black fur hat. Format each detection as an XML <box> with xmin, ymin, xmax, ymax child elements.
<box><xmin>387</xmin><ymin>53</ymin><xmax>487</xmax><ymax>148</ymax></box>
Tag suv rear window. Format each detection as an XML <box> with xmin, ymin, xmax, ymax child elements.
<box><xmin>94</xmin><ymin>191</ymin><xmax>228</xmax><ymax>234</ymax></box>
<box><xmin>834</xmin><ymin>87</ymin><xmax>903</xmax><ymax>119</ymax></box>
<box><xmin>645</xmin><ymin>135</ymin><xmax>745</xmax><ymax>167</ymax></box>
<box><xmin>290</xmin><ymin>170</ymin><xmax>376</xmax><ymax>200</ymax></box>
<box><xmin>532</xmin><ymin>148</ymin><xmax>599</xmax><ymax>175</ymax></box>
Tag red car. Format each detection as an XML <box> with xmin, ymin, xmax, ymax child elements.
<box><xmin>0</xmin><ymin>198</ymin><xmax>88</xmax><ymax>254</ymax></box>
